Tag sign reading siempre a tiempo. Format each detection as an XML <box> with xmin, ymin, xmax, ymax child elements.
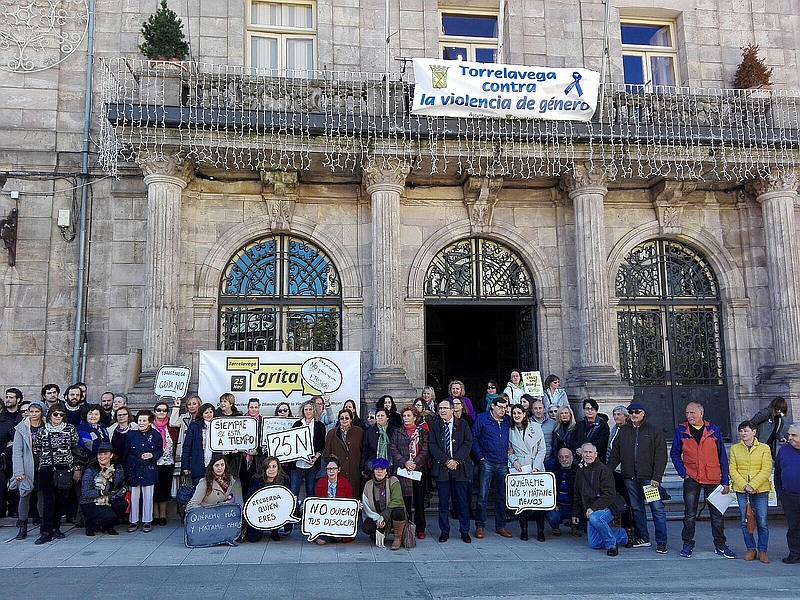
<box><xmin>411</xmin><ymin>58</ymin><xmax>600</xmax><ymax>121</ymax></box>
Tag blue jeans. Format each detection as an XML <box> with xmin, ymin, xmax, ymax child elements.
<box><xmin>476</xmin><ymin>459</ymin><xmax>508</xmax><ymax>530</ymax></box>
<box><xmin>737</xmin><ymin>491</ymin><xmax>769</xmax><ymax>552</ymax></box>
<box><xmin>624</xmin><ymin>478</ymin><xmax>667</xmax><ymax>544</ymax></box>
<box><xmin>546</xmin><ymin>503</ymin><xmax>573</xmax><ymax>529</ymax></box>
<box><xmin>587</xmin><ymin>508</ymin><xmax>629</xmax><ymax>550</ymax></box>
<box><xmin>290</xmin><ymin>467</ymin><xmax>318</xmax><ymax>511</ymax></box>
<box><xmin>437</xmin><ymin>475</ymin><xmax>470</xmax><ymax>536</ymax></box>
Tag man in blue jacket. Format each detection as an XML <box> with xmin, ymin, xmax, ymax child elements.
<box><xmin>472</xmin><ymin>394</ymin><xmax>512</xmax><ymax>538</ymax></box>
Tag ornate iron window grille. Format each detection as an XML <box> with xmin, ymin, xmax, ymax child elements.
<box><xmin>424</xmin><ymin>238</ymin><xmax>534</xmax><ymax>300</ymax></box>
<box><xmin>616</xmin><ymin>239</ymin><xmax>724</xmax><ymax>386</ymax></box>
<box><xmin>219</xmin><ymin>236</ymin><xmax>341</xmax><ymax>351</ymax></box>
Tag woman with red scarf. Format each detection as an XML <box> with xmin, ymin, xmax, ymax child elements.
<box><xmin>151</xmin><ymin>401</ymin><xmax>178</xmax><ymax>526</ymax></box>
<box><xmin>390</xmin><ymin>405</ymin><xmax>429</xmax><ymax>539</ymax></box>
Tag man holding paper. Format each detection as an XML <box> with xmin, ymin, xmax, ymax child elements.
<box><xmin>670</xmin><ymin>402</ymin><xmax>736</xmax><ymax>559</ymax></box>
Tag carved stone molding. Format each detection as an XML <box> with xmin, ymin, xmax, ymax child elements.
<box><xmin>651</xmin><ymin>180</ymin><xmax>696</xmax><ymax>235</ymax></box>
<box><xmin>260</xmin><ymin>170</ymin><xmax>298</xmax><ymax>233</ymax></box>
<box><xmin>746</xmin><ymin>169</ymin><xmax>800</xmax><ymax>201</ymax></box>
<box><xmin>560</xmin><ymin>162</ymin><xmax>608</xmax><ymax>198</ymax></box>
<box><xmin>362</xmin><ymin>159</ymin><xmax>410</xmax><ymax>193</ymax></box>
<box><xmin>462</xmin><ymin>176</ymin><xmax>503</xmax><ymax>234</ymax></box>
<box><xmin>138</xmin><ymin>152</ymin><xmax>194</xmax><ymax>187</ymax></box>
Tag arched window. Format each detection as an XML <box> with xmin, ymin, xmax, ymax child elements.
<box><xmin>616</xmin><ymin>239</ymin><xmax>724</xmax><ymax>386</ymax></box>
<box><xmin>219</xmin><ymin>235</ymin><xmax>341</xmax><ymax>351</ymax></box>
<box><xmin>424</xmin><ymin>237</ymin><xmax>534</xmax><ymax>300</ymax></box>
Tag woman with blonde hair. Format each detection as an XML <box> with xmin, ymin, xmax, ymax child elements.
<box><xmin>553</xmin><ymin>405</ymin><xmax>577</xmax><ymax>454</ymax></box>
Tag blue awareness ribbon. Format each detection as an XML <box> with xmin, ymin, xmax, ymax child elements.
<box><xmin>563</xmin><ymin>72</ymin><xmax>583</xmax><ymax>97</ymax></box>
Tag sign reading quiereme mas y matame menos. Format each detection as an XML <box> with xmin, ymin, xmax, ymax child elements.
<box><xmin>411</xmin><ymin>58</ymin><xmax>600</xmax><ymax>122</ymax></box>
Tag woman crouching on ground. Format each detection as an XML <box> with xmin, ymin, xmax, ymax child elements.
<box><xmin>361</xmin><ymin>457</ymin><xmax>408</xmax><ymax>550</ymax></box>
<box><xmin>79</xmin><ymin>441</ymin><xmax>127</xmax><ymax>536</ymax></box>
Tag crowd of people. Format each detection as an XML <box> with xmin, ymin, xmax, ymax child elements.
<box><xmin>0</xmin><ymin>377</ymin><xmax>798</xmax><ymax>563</ymax></box>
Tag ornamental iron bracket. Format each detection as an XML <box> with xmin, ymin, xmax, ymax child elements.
<box><xmin>0</xmin><ymin>207</ymin><xmax>18</xmax><ymax>266</ymax></box>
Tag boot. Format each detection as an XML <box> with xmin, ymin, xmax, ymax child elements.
<box><xmin>519</xmin><ymin>515</ymin><xmax>529</xmax><ymax>541</ymax></box>
<box><xmin>537</xmin><ymin>523</ymin><xmax>546</xmax><ymax>542</ymax></box>
<box><xmin>391</xmin><ymin>520</ymin><xmax>406</xmax><ymax>550</ymax></box>
<box><xmin>15</xmin><ymin>519</ymin><xmax>28</xmax><ymax>540</ymax></box>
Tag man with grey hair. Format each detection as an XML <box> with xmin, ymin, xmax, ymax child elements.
<box><xmin>775</xmin><ymin>422</ymin><xmax>800</xmax><ymax>564</ymax></box>
<box><xmin>671</xmin><ymin>402</ymin><xmax>735</xmax><ymax>559</ymax></box>
<box><xmin>573</xmin><ymin>442</ymin><xmax>628</xmax><ymax>555</ymax></box>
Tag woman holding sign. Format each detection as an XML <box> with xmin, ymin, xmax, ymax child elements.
<box><xmin>508</xmin><ymin>404</ymin><xmax>547</xmax><ymax>541</ymax></box>
<box><xmin>187</xmin><ymin>453</ymin><xmax>242</xmax><ymax>510</ymax></box>
<box><xmin>503</xmin><ymin>370</ymin><xmax>526</xmax><ymax>405</ymax></box>
<box><xmin>313</xmin><ymin>455</ymin><xmax>355</xmax><ymax>544</ymax></box>
<box><xmin>324</xmin><ymin>409</ymin><xmax>364</xmax><ymax>493</ymax></box>
<box><xmin>390</xmin><ymin>406</ymin><xmax>429</xmax><ymax>539</ymax></box>
<box><xmin>361</xmin><ymin>457</ymin><xmax>408</xmax><ymax>550</ymax></box>
<box><xmin>245</xmin><ymin>456</ymin><xmax>288</xmax><ymax>542</ymax></box>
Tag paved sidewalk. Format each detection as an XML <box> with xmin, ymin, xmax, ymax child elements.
<box><xmin>0</xmin><ymin>516</ymin><xmax>793</xmax><ymax>568</ymax></box>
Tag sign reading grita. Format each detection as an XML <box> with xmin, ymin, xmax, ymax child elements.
<box><xmin>412</xmin><ymin>58</ymin><xmax>600</xmax><ymax>121</ymax></box>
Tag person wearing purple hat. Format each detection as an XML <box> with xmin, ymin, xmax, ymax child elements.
<box><xmin>361</xmin><ymin>457</ymin><xmax>408</xmax><ymax>550</ymax></box>
<box><xmin>608</xmin><ymin>402</ymin><xmax>668</xmax><ymax>554</ymax></box>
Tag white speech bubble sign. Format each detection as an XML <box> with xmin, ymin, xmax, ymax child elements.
<box><xmin>301</xmin><ymin>357</ymin><xmax>343</xmax><ymax>394</ymax></box>
<box><xmin>264</xmin><ymin>424</ymin><xmax>315</xmax><ymax>463</ymax></box>
<box><xmin>505</xmin><ymin>472</ymin><xmax>557</xmax><ymax>513</ymax></box>
<box><xmin>209</xmin><ymin>417</ymin><xmax>259</xmax><ymax>452</ymax></box>
<box><xmin>243</xmin><ymin>485</ymin><xmax>300</xmax><ymax>531</ymax></box>
<box><xmin>260</xmin><ymin>417</ymin><xmax>298</xmax><ymax>442</ymax></box>
<box><xmin>301</xmin><ymin>497</ymin><xmax>360</xmax><ymax>541</ymax></box>
<box><xmin>155</xmin><ymin>365</ymin><xmax>191</xmax><ymax>399</ymax></box>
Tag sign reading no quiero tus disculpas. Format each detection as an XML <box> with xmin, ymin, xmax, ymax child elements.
<box><xmin>411</xmin><ymin>58</ymin><xmax>600</xmax><ymax>122</ymax></box>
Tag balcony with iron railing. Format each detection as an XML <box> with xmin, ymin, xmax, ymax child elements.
<box><xmin>99</xmin><ymin>58</ymin><xmax>800</xmax><ymax>181</ymax></box>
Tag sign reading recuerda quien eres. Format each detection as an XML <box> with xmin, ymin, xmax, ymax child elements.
<box><xmin>411</xmin><ymin>58</ymin><xmax>600</xmax><ymax>122</ymax></box>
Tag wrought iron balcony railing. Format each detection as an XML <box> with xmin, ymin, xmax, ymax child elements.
<box><xmin>99</xmin><ymin>58</ymin><xmax>800</xmax><ymax>181</ymax></box>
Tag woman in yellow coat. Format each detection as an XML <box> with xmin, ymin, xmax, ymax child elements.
<box><xmin>729</xmin><ymin>420</ymin><xmax>773</xmax><ymax>563</ymax></box>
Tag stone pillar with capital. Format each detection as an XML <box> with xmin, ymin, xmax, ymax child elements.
<box><xmin>561</xmin><ymin>164</ymin><xmax>632</xmax><ymax>407</ymax></box>
<box><xmin>362</xmin><ymin>159</ymin><xmax>415</xmax><ymax>399</ymax></box>
<box><xmin>138</xmin><ymin>153</ymin><xmax>194</xmax><ymax>373</ymax></box>
<box><xmin>748</xmin><ymin>171</ymin><xmax>800</xmax><ymax>400</ymax></box>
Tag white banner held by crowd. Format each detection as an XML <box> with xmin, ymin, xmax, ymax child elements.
<box><xmin>209</xmin><ymin>417</ymin><xmax>259</xmax><ymax>452</ymax></box>
<box><xmin>412</xmin><ymin>58</ymin><xmax>600</xmax><ymax>121</ymax></box>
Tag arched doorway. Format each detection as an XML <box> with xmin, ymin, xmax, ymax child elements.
<box><xmin>424</xmin><ymin>237</ymin><xmax>537</xmax><ymax>408</ymax></box>
<box><xmin>616</xmin><ymin>239</ymin><xmax>730</xmax><ymax>436</ymax></box>
<box><xmin>218</xmin><ymin>235</ymin><xmax>341</xmax><ymax>351</ymax></box>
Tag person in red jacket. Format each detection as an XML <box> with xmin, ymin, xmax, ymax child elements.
<box><xmin>314</xmin><ymin>455</ymin><xmax>355</xmax><ymax>544</ymax></box>
<box><xmin>670</xmin><ymin>402</ymin><xmax>736</xmax><ymax>559</ymax></box>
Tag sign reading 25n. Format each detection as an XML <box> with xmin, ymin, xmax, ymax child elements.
<box><xmin>225</xmin><ymin>356</ymin><xmax>343</xmax><ymax>397</ymax></box>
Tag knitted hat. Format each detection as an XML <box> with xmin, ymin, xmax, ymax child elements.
<box><xmin>28</xmin><ymin>400</ymin><xmax>47</xmax><ymax>414</ymax></box>
<box><xmin>371</xmin><ymin>457</ymin><xmax>390</xmax><ymax>470</ymax></box>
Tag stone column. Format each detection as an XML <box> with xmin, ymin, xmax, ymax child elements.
<box><xmin>561</xmin><ymin>164</ymin><xmax>631</xmax><ymax>407</ymax></box>
<box><xmin>362</xmin><ymin>159</ymin><xmax>414</xmax><ymax>398</ymax></box>
<box><xmin>750</xmin><ymin>170</ymin><xmax>800</xmax><ymax>370</ymax></box>
<box><xmin>138</xmin><ymin>153</ymin><xmax>194</xmax><ymax>372</ymax></box>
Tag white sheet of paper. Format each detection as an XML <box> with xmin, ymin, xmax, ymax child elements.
<box><xmin>397</xmin><ymin>468</ymin><xmax>423</xmax><ymax>481</ymax></box>
<box><xmin>510</xmin><ymin>464</ymin><xmax>533</xmax><ymax>474</ymax></box>
<box><xmin>375</xmin><ymin>529</ymin><xmax>385</xmax><ymax>548</ymax></box>
<box><xmin>707</xmin><ymin>484</ymin><xmax>735</xmax><ymax>514</ymax></box>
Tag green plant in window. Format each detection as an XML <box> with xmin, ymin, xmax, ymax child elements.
<box><xmin>139</xmin><ymin>0</ymin><xmax>190</xmax><ymax>61</ymax></box>
<box><xmin>732</xmin><ymin>44</ymin><xmax>773</xmax><ymax>89</ymax></box>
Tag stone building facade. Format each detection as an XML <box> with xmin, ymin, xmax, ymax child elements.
<box><xmin>1</xmin><ymin>0</ymin><xmax>799</xmax><ymax>436</ymax></box>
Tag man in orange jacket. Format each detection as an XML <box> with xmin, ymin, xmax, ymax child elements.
<box><xmin>670</xmin><ymin>402</ymin><xmax>736</xmax><ymax>559</ymax></box>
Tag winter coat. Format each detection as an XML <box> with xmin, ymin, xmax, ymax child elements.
<box><xmin>361</xmin><ymin>423</ymin><xmax>397</xmax><ymax>471</ymax></box>
<box><xmin>33</xmin><ymin>424</ymin><xmax>80</xmax><ymax>469</ymax></box>
<box><xmin>729</xmin><ymin>438</ymin><xmax>773</xmax><ymax>494</ymax></box>
<box><xmin>186</xmin><ymin>476</ymin><xmax>241</xmax><ymax>510</ymax></box>
<box><xmin>181</xmin><ymin>419</ymin><xmax>209</xmax><ymax>480</ymax></box>
<box><xmin>79</xmin><ymin>462</ymin><xmax>126</xmax><ymax>505</ymax></box>
<box><xmin>11</xmin><ymin>418</ymin><xmax>39</xmax><ymax>493</ymax></box>
<box><xmin>472</xmin><ymin>411</ymin><xmax>512</xmax><ymax>463</ymax></box>
<box><xmin>607</xmin><ymin>420</ymin><xmax>667</xmax><ymax>483</ymax></box>
<box><xmin>361</xmin><ymin>476</ymin><xmax>405</xmax><ymax>523</ymax></box>
<box><xmin>751</xmin><ymin>406</ymin><xmax>786</xmax><ymax>457</ymax></box>
<box><xmin>503</xmin><ymin>382</ymin><xmax>526</xmax><ymax>404</ymax></box>
<box><xmin>573</xmin><ymin>459</ymin><xmax>617</xmax><ymax>515</ymax></box>
<box><xmin>124</xmin><ymin>427</ymin><xmax>164</xmax><ymax>487</ymax></box>
<box><xmin>670</xmin><ymin>420</ymin><xmax>729</xmax><ymax>486</ymax></box>
<box><xmin>323</xmin><ymin>425</ymin><xmax>364</xmax><ymax>491</ymax></box>
<box><xmin>571</xmin><ymin>418</ymin><xmax>610</xmax><ymax>463</ymax></box>
<box><xmin>77</xmin><ymin>421</ymin><xmax>111</xmax><ymax>459</ymax></box>
<box><xmin>508</xmin><ymin>422</ymin><xmax>546</xmax><ymax>472</ymax></box>
<box><xmin>315</xmin><ymin>474</ymin><xmax>355</xmax><ymax>499</ymax></box>
<box><xmin>390</xmin><ymin>424</ymin><xmax>430</xmax><ymax>496</ymax></box>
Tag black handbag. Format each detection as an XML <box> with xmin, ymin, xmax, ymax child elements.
<box><xmin>52</xmin><ymin>467</ymin><xmax>73</xmax><ymax>491</ymax></box>
<box><xmin>610</xmin><ymin>494</ymin><xmax>629</xmax><ymax>517</ymax></box>
<box><xmin>175</xmin><ymin>474</ymin><xmax>195</xmax><ymax>506</ymax></box>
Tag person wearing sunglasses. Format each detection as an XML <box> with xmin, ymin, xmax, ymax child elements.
<box><xmin>607</xmin><ymin>403</ymin><xmax>668</xmax><ymax>554</ymax></box>
<box><xmin>32</xmin><ymin>403</ymin><xmax>80</xmax><ymax>544</ymax></box>
<box><xmin>151</xmin><ymin>401</ymin><xmax>178</xmax><ymax>526</ymax></box>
